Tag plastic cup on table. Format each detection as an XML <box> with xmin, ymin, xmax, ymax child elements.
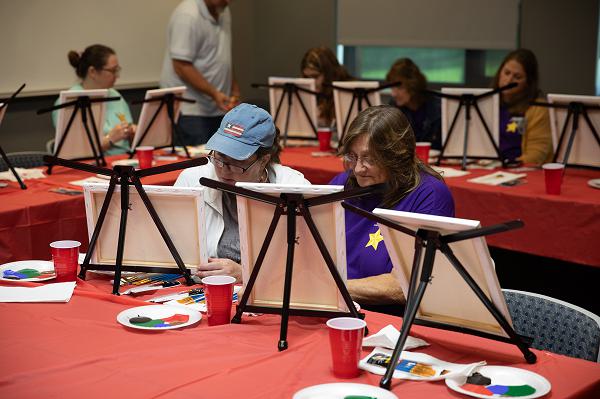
<box><xmin>326</xmin><ymin>317</ymin><xmax>367</xmax><ymax>378</ymax></box>
<box><xmin>136</xmin><ymin>146</ymin><xmax>155</xmax><ymax>169</ymax></box>
<box><xmin>50</xmin><ymin>240</ymin><xmax>81</xmax><ymax>282</ymax></box>
<box><xmin>542</xmin><ymin>162</ymin><xmax>565</xmax><ymax>195</ymax></box>
<box><xmin>317</xmin><ymin>127</ymin><xmax>333</xmax><ymax>152</ymax></box>
<box><xmin>415</xmin><ymin>142</ymin><xmax>431</xmax><ymax>164</ymax></box>
<box><xmin>201</xmin><ymin>275</ymin><xmax>236</xmax><ymax>326</ymax></box>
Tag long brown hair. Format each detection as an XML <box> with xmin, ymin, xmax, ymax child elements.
<box><xmin>68</xmin><ymin>44</ymin><xmax>115</xmax><ymax>79</ymax></box>
<box><xmin>386</xmin><ymin>58</ymin><xmax>428</xmax><ymax>107</ymax></box>
<box><xmin>338</xmin><ymin>105</ymin><xmax>443</xmax><ymax>208</ymax></box>
<box><xmin>301</xmin><ymin>46</ymin><xmax>352</xmax><ymax>123</ymax></box>
<box><xmin>492</xmin><ymin>48</ymin><xmax>541</xmax><ymax>114</ymax></box>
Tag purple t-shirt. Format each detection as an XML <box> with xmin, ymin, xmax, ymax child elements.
<box><xmin>330</xmin><ymin>171</ymin><xmax>455</xmax><ymax>280</ymax></box>
<box><xmin>499</xmin><ymin>106</ymin><xmax>524</xmax><ymax>162</ymax></box>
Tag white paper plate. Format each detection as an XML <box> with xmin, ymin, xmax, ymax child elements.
<box><xmin>0</xmin><ymin>260</ymin><xmax>56</xmax><ymax>282</ymax></box>
<box><xmin>588</xmin><ymin>178</ymin><xmax>600</xmax><ymax>189</ymax></box>
<box><xmin>116</xmin><ymin>304</ymin><xmax>201</xmax><ymax>330</ymax></box>
<box><xmin>446</xmin><ymin>366</ymin><xmax>551</xmax><ymax>399</ymax></box>
<box><xmin>293</xmin><ymin>383</ymin><xmax>398</xmax><ymax>399</ymax></box>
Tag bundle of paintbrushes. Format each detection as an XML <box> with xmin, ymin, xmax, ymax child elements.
<box><xmin>120</xmin><ymin>273</ymin><xmax>182</xmax><ymax>286</ymax></box>
<box><xmin>148</xmin><ymin>287</ymin><xmax>240</xmax><ymax>312</ymax></box>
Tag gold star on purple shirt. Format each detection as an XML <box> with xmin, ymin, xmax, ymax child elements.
<box><xmin>365</xmin><ymin>228</ymin><xmax>384</xmax><ymax>250</ymax></box>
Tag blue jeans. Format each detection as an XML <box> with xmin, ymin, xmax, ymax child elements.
<box><xmin>177</xmin><ymin>115</ymin><xmax>224</xmax><ymax>145</ymax></box>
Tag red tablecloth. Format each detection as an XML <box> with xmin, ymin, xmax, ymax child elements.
<box><xmin>1</xmin><ymin>276</ymin><xmax>599</xmax><ymax>398</ymax></box>
<box><xmin>2</xmin><ymin>149</ymin><xmax>599</xmax><ymax>267</ymax></box>
<box><xmin>279</xmin><ymin>147</ymin><xmax>600</xmax><ymax>267</ymax></box>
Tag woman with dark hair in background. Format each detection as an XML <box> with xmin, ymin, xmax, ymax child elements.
<box><xmin>330</xmin><ymin>105</ymin><xmax>454</xmax><ymax>313</ymax></box>
<box><xmin>52</xmin><ymin>44</ymin><xmax>135</xmax><ymax>154</ymax></box>
<box><xmin>301</xmin><ymin>46</ymin><xmax>353</xmax><ymax>127</ymax></box>
<box><xmin>492</xmin><ymin>48</ymin><xmax>553</xmax><ymax>166</ymax></box>
<box><xmin>386</xmin><ymin>58</ymin><xmax>442</xmax><ymax>150</ymax></box>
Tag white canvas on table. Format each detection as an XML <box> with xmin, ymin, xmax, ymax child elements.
<box><xmin>441</xmin><ymin>88</ymin><xmax>500</xmax><ymax>159</ymax></box>
<box><xmin>547</xmin><ymin>93</ymin><xmax>600</xmax><ymax>168</ymax></box>
<box><xmin>373</xmin><ymin>209</ymin><xmax>512</xmax><ymax>338</ymax></box>
<box><xmin>236</xmin><ymin>183</ymin><xmax>348</xmax><ymax>312</ymax></box>
<box><xmin>268</xmin><ymin>77</ymin><xmax>318</xmax><ymax>139</ymax></box>
<box><xmin>83</xmin><ymin>184</ymin><xmax>207</xmax><ymax>272</ymax></box>
<box><xmin>131</xmin><ymin>86</ymin><xmax>187</xmax><ymax>151</ymax></box>
<box><xmin>54</xmin><ymin>89</ymin><xmax>108</xmax><ymax>159</ymax></box>
<box><xmin>333</xmin><ymin>81</ymin><xmax>382</xmax><ymax>140</ymax></box>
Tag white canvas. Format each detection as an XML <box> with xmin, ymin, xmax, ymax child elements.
<box><xmin>268</xmin><ymin>77</ymin><xmax>318</xmax><ymax>139</ymax></box>
<box><xmin>83</xmin><ymin>184</ymin><xmax>207</xmax><ymax>271</ymax></box>
<box><xmin>441</xmin><ymin>88</ymin><xmax>500</xmax><ymax>159</ymax></box>
<box><xmin>131</xmin><ymin>86</ymin><xmax>187</xmax><ymax>150</ymax></box>
<box><xmin>236</xmin><ymin>183</ymin><xmax>348</xmax><ymax>312</ymax></box>
<box><xmin>547</xmin><ymin>93</ymin><xmax>600</xmax><ymax>168</ymax></box>
<box><xmin>373</xmin><ymin>209</ymin><xmax>512</xmax><ymax>338</ymax></box>
<box><xmin>333</xmin><ymin>81</ymin><xmax>382</xmax><ymax>140</ymax></box>
<box><xmin>54</xmin><ymin>89</ymin><xmax>108</xmax><ymax>159</ymax></box>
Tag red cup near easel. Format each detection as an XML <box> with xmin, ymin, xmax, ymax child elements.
<box><xmin>136</xmin><ymin>146</ymin><xmax>154</xmax><ymax>169</ymax></box>
<box><xmin>201</xmin><ymin>275</ymin><xmax>236</xmax><ymax>326</ymax></box>
<box><xmin>326</xmin><ymin>317</ymin><xmax>367</xmax><ymax>378</ymax></box>
<box><xmin>415</xmin><ymin>142</ymin><xmax>431</xmax><ymax>165</ymax></box>
<box><xmin>317</xmin><ymin>127</ymin><xmax>333</xmax><ymax>152</ymax></box>
<box><xmin>50</xmin><ymin>240</ymin><xmax>81</xmax><ymax>282</ymax></box>
<box><xmin>542</xmin><ymin>163</ymin><xmax>564</xmax><ymax>195</ymax></box>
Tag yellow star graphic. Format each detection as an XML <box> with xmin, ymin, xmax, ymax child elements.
<box><xmin>365</xmin><ymin>228</ymin><xmax>384</xmax><ymax>251</ymax></box>
<box><xmin>506</xmin><ymin>121</ymin><xmax>518</xmax><ymax>133</ymax></box>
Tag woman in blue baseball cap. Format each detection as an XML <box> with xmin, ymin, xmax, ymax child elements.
<box><xmin>175</xmin><ymin>103</ymin><xmax>309</xmax><ymax>282</ymax></box>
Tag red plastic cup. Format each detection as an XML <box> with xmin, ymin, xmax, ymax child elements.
<box><xmin>542</xmin><ymin>163</ymin><xmax>564</xmax><ymax>195</ymax></box>
<box><xmin>136</xmin><ymin>146</ymin><xmax>154</xmax><ymax>169</ymax></box>
<box><xmin>415</xmin><ymin>142</ymin><xmax>431</xmax><ymax>165</ymax></box>
<box><xmin>317</xmin><ymin>127</ymin><xmax>333</xmax><ymax>151</ymax></box>
<box><xmin>50</xmin><ymin>240</ymin><xmax>81</xmax><ymax>282</ymax></box>
<box><xmin>326</xmin><ymin>317</ymin><xmax>367</xmax><ymax>378</ymax></box>
<box><xmin>201</xmin><ymin>275</ymin><xmax>236</xmax><ymax>326</ymax></box>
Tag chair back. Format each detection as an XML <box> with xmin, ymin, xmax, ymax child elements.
<box><xmin>503</xmin><ymin>289</ymin><xmax>600</xmax><ymax>362</ymax></box>
<box><xmin>0</xmin><ymin>151</ymin><xmax>48</xmax><ymax>172</ymax></box>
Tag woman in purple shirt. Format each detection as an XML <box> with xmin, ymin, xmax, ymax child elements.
<box><xmin>330</xmin><ymin>105</ymin><xmax>455</xmax><ymax>310</ymax></box>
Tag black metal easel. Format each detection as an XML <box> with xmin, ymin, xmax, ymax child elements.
<box><xmin>252</xmin><ymin>82</ymin><xmax>319</xmax><ymax>146</ymax></box>
<box><xmin>531</xmin><ymin>100</ymin><xmax>600</xmax><ymax>169</ymax></box>
<box><xmin>431</xmin><ymin>83</ymin><xmax>517</xmax><ymax>170</ymax></box>
<box><xmin>330</xmin><ymin>81</ymin><xmax>402</xmax><ymax>144</ymax></box>
<box><xmin>43</xmin><ymin>155</ymin><xmax>207</xmax><ymax>294</ymax></box>
<box><xmin>341</xmin><ymin>203</ymin><xmax>537</xmax><ymax>390</ymax></box>
<box><xmin>0</xmin><ymin>84</ymin><xmax>28</xmax><ymax>189</ymax></box>
<box><xmin>200</xmin><ymin>178</ymin><xmax>384</xmax><ymax>350</ymax></box>
<box><xmin>130</xmin><ymin>92</ymin><xmax>196</xmax><ymax>159</ymax></box>
<box><xmin>37</xmin><ymin>93</ymin><xmax>121</xmax><ymax>174</ymax></box>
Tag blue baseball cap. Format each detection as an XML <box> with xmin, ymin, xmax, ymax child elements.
<box><xmin>205</xmin><ymin>103</ymin><xmax>275</xmax><ymax>160</ymax></box>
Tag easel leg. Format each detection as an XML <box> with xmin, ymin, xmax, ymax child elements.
<box><xmin>232</xmin><ymin>205</ymin><xmax>284</xmax><ymax>323</ymax></box>
<box><xmin>278</xmin><ymin>204</ymin><xmax>297</xmax><ymax>351</ymax></box>
<box><xmin>0</xmin><ymin>146</ymin><xmax>26</xmax><ymax>189</ymax></box>
<box><xmin>112</xmin><ymin>178</ymin><xmax>130</xmax><ymax>295</ymax></box>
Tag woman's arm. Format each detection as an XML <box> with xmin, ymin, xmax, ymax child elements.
<box><xmin>346</xmin><ymin>273</ymin><xmax>405</xmax><ymax>305</ymax></box>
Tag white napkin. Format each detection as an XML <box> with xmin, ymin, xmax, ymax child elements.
<box><xmin>360</xmin><ymin>347</ymin><xmax>486</xmax><ymax>381</ymax></box>
<box><xmin>0</xmin><ymin>168</ymin><xmax>46</xmax><ymax>182</ymax></box>
<box><xmin>431</xmin><ymin>166</ymin><xmax>471</xmax><ymax>178</ymax></box>
<box><xmin>0</xmin><ymin>281</ymin><xmax>76</xmax><ymax>303</ymax></box>
<box><xmin>468</xmin><ymin>171</ymin><xmax>526</xmax><ymax>186</ymax></box>
<box><xmin>363</xmin><ymin>324</ymin><xmax>429</xmax><ymax>350</ymax></box>
<box><xmin>69</xmin><ymin>176</ymin><xmax>111</xmax><ymax>186</ymax></box>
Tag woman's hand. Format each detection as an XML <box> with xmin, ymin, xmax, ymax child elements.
<box><xmin>108</xmin><ymin>123</ymin><xmax>133</xmax><ymax>143</ymax></box>
<box><xmin>195</xmin><ymin>257</ymin><xmax>242</xmax><ymax>283</ymax></box>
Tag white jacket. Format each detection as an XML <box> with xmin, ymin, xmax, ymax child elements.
<box><xmin>174</xmin><ymin>163</ymin><xmax>310</xmax><ymax>257</ymax></box>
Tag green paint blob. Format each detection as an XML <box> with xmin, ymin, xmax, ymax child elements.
<box><xmin>505</xmin><ymin>384</ymin><xmax>536</xmax><ymax>396</ymax></box>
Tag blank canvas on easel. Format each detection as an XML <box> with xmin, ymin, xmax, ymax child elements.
<box><xmin>54</xmin><ymin>89</ymin><xmax>108</xmax><ymax>159</ymax></box>
<box><xmin>548</xmin><ymin>93</ymin><xmax>600</xmax><ymax>168</ymax></box>
<box><xmin>236</xmin><ymin>183</ymin><xmax>348</xmax><ymax>312</ymax></box>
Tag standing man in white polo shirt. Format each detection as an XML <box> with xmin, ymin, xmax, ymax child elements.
<box><xmin>160</xmin><ymin>0</ymin><xmax>240</xmax><ymax>145</ymax></box>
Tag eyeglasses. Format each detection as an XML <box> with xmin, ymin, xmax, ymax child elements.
<box><xmin>208</xmin><ymin>152</ymin><xmax>259</xmax><ymax>174</ymax></box>
<box><xmin>101</xmin><ymin>66</ymin><xmax>122</xmax><ymax>75</ymax></box>
<box><xmin>343</xmin><ymin>153</ymin><xmax>376</xmax><ymax>168</ymax></box>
